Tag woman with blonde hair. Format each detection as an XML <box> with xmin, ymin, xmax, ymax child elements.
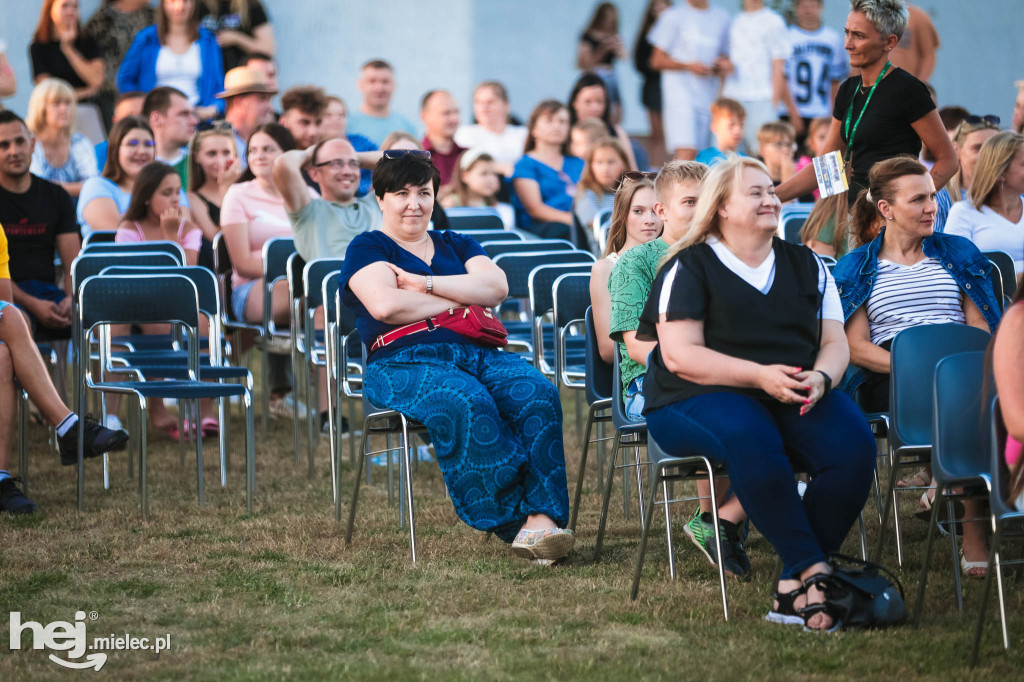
<box><xmin>934</xmin><ymin>115</ymin><xmax>1001</xmax><ymax>231</ymax></box>
<box><xmin>27</xmin><ymin>77</ymin><xmax>97</xmax><ymax>198</ymax></box>
<box><xmin>639</xmin><ymin>156</ymin><xmax>875</xmax><ymax>629</ymax></box>
<box><xmin>590</xmin><ymin>171</ymin><xmax>662</xmax><ymax>363</ymax></box>
<box><xmin>187</xmin><ymin>123</ymin><xmax>240</xmax><ymax>269</ymax></box>
<box><xmin>945</xmin><ymin>131</ymin><xmax>1024</xmax><ymax>278</ymax></box>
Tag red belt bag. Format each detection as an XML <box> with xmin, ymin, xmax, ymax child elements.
<box><xmin>370</xmin><ymin>305</ymin><xmax>508</xmax><ymax>352</ymax></box>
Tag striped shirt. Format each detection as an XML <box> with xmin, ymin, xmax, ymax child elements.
<box><xmin>867</xmin><ymin>257</ymin><xmax>965</xmax><ymax>345</ymax></box>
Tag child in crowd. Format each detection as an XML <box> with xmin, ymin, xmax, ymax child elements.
<box><xmin>574</xmin><ymin>137</ymin><xmax>630</xmax><ymax>251</ymax></box>
<box><xmin>794</xmin><ymin>116</ymin><xmax>831</xmax><ymax>200</ymax></box>
<box><xmin>800</xmin><ymin>194</ymin><xmax>852</xmax><ymax>259</ymax></box>
<box><xmin>757</xmin><ymin>121</ymin><xmax>797</xmax><ymax>187</ymax></box>
<box><xmin>569</xmin><ymin>118</ymin><xmax>608</xmax><ymax>162</ymax></box>
<box><xmin>696</xmin><ymin>98</ymin><xmax>746</xmax><ymax>166</ymax></box>
<box><xmin>440</xmin><ymin>149</ymin><xmax>515</xmax><ymax>229</ymax></box>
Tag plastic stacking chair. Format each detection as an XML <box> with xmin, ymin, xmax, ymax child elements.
<box><xmin>260</xmin><ymin>238</ymin><xmax>297</xmax><ymax>427</ymax></box>
<box><xmin>328</xmin><ymin>281</ymin><xmax>364</xmax><ymax>520</ymax></box>
<box><xmin>630</xmin><ymin>433</ymin><xmax>731</xmax><ymax>617</ymax></box>
<box><xmin>287</xmin><ymin>252</ymin><xmax>308</xmax><ymax>462</ymax></box>
<box><xmin>983</xmin><ymin>251</ymin><xmax>1016</xmax><ymax>307</ymax></box>
<box><xmin>569</xmin><ymin>308</ymin><xmax>613</xmax><ymax>531</ymax></box>
<box><xmin>970</xmin><ymin>398</ymin><xmax>1024</xmax><ymax>666</ymax></box>
<box><xmin>493</xmin><ymin>250</ymin><xmax>597</xmax><ymax>359</ymax></box>
<box><xmin>482</xmin><ymin>239</ymin><xmax>575</xmax><ymax>259</ymax></box>
<box><xmin>593</xmin><ymin>351</ymin><xmax>649</xmax><ymax>562</ymax></box>
<box><xmin>446</xmin><ymin>211</ymin><xmax>504</xmax><ymax>231</ymax></box>
<box><xmin>454</xmin><ymin>229</ymin><xmax>522</xmax><ymax>244</ymax></box>
<box><xmin>592</xmin><ymin>209</ymin><xmax>613</xmax><ymax>254</ymax></box>
<box><xmin>81</xmin><ymin>231</ymin><xmax>117</xmax><ymax>248</ymax></box>
<box><xmin>778</xmin><ymin>203</ymin><xmax>813</xmax><ymax>243</ymax></box>
<box><xmin>913</xmin><ymin>351</ymin><xmax>994</xmax><ymax>621</ymax></box>
<box><xmin>874</xmin><ymin>323</ymin><xmax>991</xmax><ymax>565</ymax></box>
<box><xmin>345</xmin><ymin>344</ymin><xmax>429</xmax><ymax>562</ymax></box>
<box><xmin>76</xmin><ymin>275</ymin><xmax>255</xmax><ymax>518</ymax></box>
<box><xmin>552</xmin><ymin>273</ymin><xmax>592</xmax><ymax>442</ymax></box>
<box><xmin>527</xmin><ymin>263</ymin><xmax>593</xmax><ymax>377</ymax></box>
<box><xmin>83</xmin><ymin>240</ymin><xmax>186</xmax><ymax>263</ymax></box>
<box><xmin>299</xmin><ymin>258</ymin><xmax>344</xmax><ymax>476</ymax></box>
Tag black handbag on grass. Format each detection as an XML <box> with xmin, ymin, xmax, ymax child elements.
<box><xmin>825</xmin><ymin>553</ymin><xmax>907</xmax><ymax>629</ymax></box>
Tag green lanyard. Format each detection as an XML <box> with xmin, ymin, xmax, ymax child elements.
<box><xmin>844</xmin><ymin>61</ymin><xmax>891</xmax><ymax>167</ymax></box>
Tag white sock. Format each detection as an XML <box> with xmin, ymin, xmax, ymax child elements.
<box><xmin>56</xmin><ymin>414</ymin><xmax>78</xmax><ymax>438</ymax></box>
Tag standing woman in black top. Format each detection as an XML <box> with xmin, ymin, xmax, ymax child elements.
<box><xmin>30</xmin><ymin>0</ymin><xmax>105</xmax><ymax>103</ymax></box>
<box><xmin>199</xmin><ymin>0</ymin><xmax>276</xmax><ymax>73</ymax></box>
<box><xmin>577</xmin><ymin>2</ymin><xmax>627</xmax><ymax>124</ymax></box>
<box><xmin>638</xmin><ymin>157</ymin><xmax>875</xmax><ymax>630</ymax></box>
<box><xmin>776</xmin><ymin>0</ymin><xmax>956</xmax><ymax>205</ymax></box>
<box><xmin>633</xmin><ymin>0</ymin><xmax>671</xmax><ymax>169</ymax></box>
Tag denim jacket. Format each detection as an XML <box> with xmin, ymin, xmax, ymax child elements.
<box><xmin>832</xmin><ymin>228</ymin><xmax>1002</xmax><ymax>394</ymax></box>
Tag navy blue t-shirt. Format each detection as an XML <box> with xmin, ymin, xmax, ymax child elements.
<box><xmin>337</xmin><ymin>229</ymin><xmax>488</xmax><ymax>359</ymax></box>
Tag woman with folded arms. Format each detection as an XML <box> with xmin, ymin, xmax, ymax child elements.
<box><xmin>637</xmin><ymin>156</ymin><xmax>875</xmax><ymax>629</ymax></box>
<box><xmin>339</xmin><ymin>151</ymin><xmax>574</xmax><ymax>564</ymax></box>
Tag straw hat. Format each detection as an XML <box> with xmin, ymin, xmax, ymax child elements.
<box><xmin>216</xmin><ymin>67</ymin><xmax>278</xmax><ymax>99</ymax></box>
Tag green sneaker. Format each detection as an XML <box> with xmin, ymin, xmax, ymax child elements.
<box><xmin>684</xmin><ymin>510</ymin><xmax>750</xmax><ymax>578</ymax></box>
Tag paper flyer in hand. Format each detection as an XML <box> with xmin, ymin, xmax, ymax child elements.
<box><xmin>812</xmin><ymin>151</ymin><xmax>849</xmax><ymax>199</ymax></box>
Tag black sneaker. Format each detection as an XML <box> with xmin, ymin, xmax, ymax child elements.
<box><xmin>0</xmin><ymin>477</ymin><xmax>37</xmax><ymax>514</ymax></box>
<box><xmin>58</xmin><ymin>415</ymin><xmax>130</xmax><ymax>466</ymax></box>
<box><xmin>684</xmin><ymin>511</ymin><xmax>751</xmax><ymax>578</ymax></box>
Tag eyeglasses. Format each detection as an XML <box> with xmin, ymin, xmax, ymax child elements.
<box><xmin>964</xmin><ymin>114</ymin><xmax>1000</xmax><ymax>127</ymax></box>
<box><xmin>381</xmin><ymin>149</ymin><xmax>431</xmax><ymax>160</ymax></box>
<box><xmin>619</xmin><ymin>171</ymin><xmax>657</xmax><ymax>182</ymax></box>
<box><xmin>124</xmin><ymin>139</ymin><xmax>156</xmax><ymax>148</ymax></box>
<box><xmin>314</xmin><ymin>158</ymin><xmax>360</xmax><ymax>170</ymax></box>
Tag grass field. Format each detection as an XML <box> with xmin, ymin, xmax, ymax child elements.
<box><xmin>1</xmin><ymin>371</ymin><xmax>1023</xmax><ymax>680</ymax></box>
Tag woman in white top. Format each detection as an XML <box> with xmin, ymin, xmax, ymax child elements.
<box><xmin>453</xmin><ymin>81</ymin><xmax>527</xmax><ymax>177</ymax></box>
<box><xmin>26</xmin><ymin>77</ymin><xmax>97</xmax><ymax>197</ymax></box>
<box><xmin>945</xmin><ymin>131</ymin><xmax>1024</xmax><ymax>279</ymax></box>
<box><xmin>934</xmin><ymin>115</ymin><xmax>1000</xmax><ymax>230</ymax></box>
<box><xmin>589</xmin><ymin>172</ymin><xmax>662</xmax><ymax>364</ymax></box>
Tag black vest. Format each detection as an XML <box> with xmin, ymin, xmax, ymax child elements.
<box><xmin>643</xmin><ymin>239</ymin><xmax>823</xmax><ymax>411</ymax></box>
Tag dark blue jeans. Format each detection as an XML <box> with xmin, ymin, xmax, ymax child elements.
<box><xmin>646</xmin><ymin>390</ymin><xmax>875</xmax><ymax>579</ymax></box>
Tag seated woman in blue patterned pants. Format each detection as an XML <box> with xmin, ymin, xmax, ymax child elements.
<box><xmin>338</xmin><ymin>151</ymin><xmax>574</xmax><ymax>563</ymax></box>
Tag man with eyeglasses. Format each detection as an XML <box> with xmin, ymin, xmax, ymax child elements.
<box><xmin>0</xmin><ymin>110</ymin><xmax>80</xmax><ymax>339</ymax></box>
<box><xmin>143</xmin><ymin>86</ymin><xmax>198</xmax><ymax>187</ymax></box>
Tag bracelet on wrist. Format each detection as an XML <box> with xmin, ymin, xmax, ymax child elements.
<box><xmin>425</xmin><ymin>275</ymin><xmax>433</xmax><ymax>295</ymax></box>
<box><xmin>814</xmin><ymin>370</ymin><xmax>832</xmax><ymax>395</ymax></box>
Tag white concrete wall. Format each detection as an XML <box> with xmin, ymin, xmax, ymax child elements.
<box><xmin>1</xmin><ymin>0</ymin><xmax>1021</xmax><ymax>136</ymax></box>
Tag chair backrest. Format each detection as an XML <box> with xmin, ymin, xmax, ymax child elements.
<box><xmin>304</xmin><ymin>258</ymin><xmax>345</xmax><ymax>310</ymax></box>
<box><xmin>932</xmin><ymin>351</ymin><xmax>994</xmax><ymax>484</ymax></box>
<box><xmin>782</xmin><ymin>215</ymin><xmax>806</xmax><ymax>243</ymax></box>
<box><xmin>100</xmin><ymin>265</ymin><xmax>219</xmax><ymax>320</ymax></box>
<box><xmin>83</xmin><ymin>240</ymin><xmax>186</xmax><ymax>264</ymax></box>
<box><xmin>528</xmin><ymin>263</ymin><xmax>594</xmax><ymax>320</ymax></box>
<box><xmin>71</xmin><ymin>252</ymin><xmax>181</xmax><ymax>300</ymax></box>
<box><xmin>552</xmin><ymin>273</ymin><xmax>592</xmax><ymax>328</ymax></box>
<box><xmin>889</xmin><ymin>323</ymin><xmax>991</xmax><ymax>448</ymax></box>
<box><xmin>983</xmin><ymin>251</ymin><xmax>1016</xmax><ymax>305</ymax></box>
<box><xmin>457</xmin><ymin>230</ymin><xmax>522</xmax><ymax>243</ymax></box>
<box><xmin>81</xmin><ymin>231</ymin><xmax>117</xmax><ymax>248</ymax></box>
<box><xmin>263</xmin><ymin>237</ymin><xmax>296</xmax><ymax>282</ymax></box>
<box><xmin>287</xmin><ymin>251</ymin><xmax>308</xmax><ymax>304</ymax></box>
<box><xmin>584</xmin><ymin>306</ymin><xmax>613</xmax><ymax>406</ymax></box>
<box><xmin>482</xmin><ymin>239</ymin><xmax>575</xmax><ymax>259</ymax></box>
<box><xmin>446</xmin><ymin>212</ymin><xmax>504</xmax><ymax>231</ymax></box>
<box><xmin>493</xmin><ymin>250</ymin><xmax>597</xmax><ymax>299</ymax></box>
<box><xmin>79</xmin><ymin>274</ymin><xmax>199</xmax><ymax>331</ymax></box>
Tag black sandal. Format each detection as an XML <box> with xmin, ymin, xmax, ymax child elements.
<box><xmin>798</xmin><ymin>572</ymin><xmax>842</xmax><ymax>633</ymax></box>
<box><xmin>765</xmin><ymin>584</ymin><xmax>806</xmax><ymax>626</ymax></box>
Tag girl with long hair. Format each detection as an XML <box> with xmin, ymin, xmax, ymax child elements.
<box><xmin>187</xmin><ymin>123</ymin><xmax>241</xmax><ymax>269</ymax></box>
<box><xmin>574</xmin><ymin>137</ymin><xmax>630</xmax><ymax>245</ymax></box>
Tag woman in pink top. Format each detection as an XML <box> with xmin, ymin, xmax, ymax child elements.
<box><xmin>993</xmin><ymin>278</ymin><xmax>1024</xmax><ymax>512</ymax></box>
<box><xmin>114</xmin><ymin>160</ymin><xmax>212</xmax><ymax>437</ymax></box>
<box><xmin>220</xmin><ymin>123</ymin><xmax>311</xmax><ymax>412</ymax></box>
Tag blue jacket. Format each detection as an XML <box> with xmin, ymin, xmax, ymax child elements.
<box><xmin>116</xmin><ymin>26</ymin><xmax>225</xmax><ymax>114</ymax></box>
<box><xmin>832</xmin><ymin>227</ymin><xmax>1002</xmax><ymax>394</ymax></box>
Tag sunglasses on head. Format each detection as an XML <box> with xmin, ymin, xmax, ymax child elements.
<box><xmin>381</xmin><ymin>149</ymin><xmax>431</xmax><ymax>160</ymax></box>
<box><xmin>196</xmin><ymin>120</ymin><xmax>234</xmax><ymax>133</ymax></box>
<box><xmin>964</xmin><ymin>114</ymin><xmax>1000</xmax><ymax>127</ymax></box>
<box><xmin>619</xmin><ymin>170</ymin><xmax>657</xmax><ymax>182</ymax></box>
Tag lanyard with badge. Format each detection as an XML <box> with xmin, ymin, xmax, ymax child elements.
<box><xmin>812</xmin><ymin>61</ymin><xmax>891</xmax><ymax>199</ymax></box>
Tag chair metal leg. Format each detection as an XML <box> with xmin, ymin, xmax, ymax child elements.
<box><xmin>970</xmin><ymin>519</ymin><xmax>1003</xmax><ymax>667</ymax></box>
<box><xmin>17</xmin><ymin>389</ymin><xmax>28</xmax><ymax>495</ymax></box>
<box><xmin>261</xmin><ymin>340</ymin><xmax>269</xmax><ymax>432</ymax></box>
<box><xmin>593</xmin><ymin>434</ymin><xmax>622</xmax><ymax>562</ymax></box>
<box><xmin>401</xmin><ymin>418</ymin><xmax>417</xmax><ymax>562</ymax></box>
<box><xmin>139</xmin><ymin>399</ymin><xmax>149</xmax><ymax>520</ymax></box>
<box><xmin>177</xmin><ymin>402</ymin><xmax>186</xmax><ymax>467</ymax></box>
<box><xmin>218</xmin><ymin>397</ymin><xmax>228</xmax><ymax>487</ymax></box>
<box><xmin>662</xmin><ymin>479</ymin><xmax>676</xmax><ymax>580</ymax></box>
<box><xmin>621</xmin><ymin>437</ymin><xmax>632</xmax><ymax>521</ymax></box>
<box><xmin>345</xmin><ymin>416</ymin><xmax>371</xmax><ymax>543</ymax></box>
<box><xmin>873</xmin><ymin>451</ymin><xmax>901</xmax><ymax>562</ymax></box>
<box><xmin>292</xmin><ymin>342</ymin><xmax>302</xmax><ymax>463</ymax></box>
<box><xmin>307</xmin><ymin>364</ymin><xmax>318</xmax><ymax>478</ymax></box>
<box><xmin>858</xmin><ymin>512</ymin><xmax>868</xmax><ymax>561</ymax></box>
<box><xmin>629</xmin><ymin>464</ymin><xmax>661</xmax><ymax>601</ymax></box>
<box><xmin>244</xmin><ymin>391</ymin><xmax>255</xmax><ymax>514</ymax></box>
<box><xmin>194</xmin><ymin>399</ymin><xmax>205</xmax><ymax>507</ymax></box>
<box><xmin>386</xmin><ymin>433</ymin><xmax>395</xmax><ymax>507</ymax></box>
<box><xmin>569</xmin><ymin>406</ymin><xmax>598</xmax><ymax>531</ymax></box>
<box><xmin>912</xmin><ymin>489</ymin><xmax>943</xmax><ymax>625</ymax></box>
<box><xmin>633</xmin><ymin>444</ymin><xmax>646</xmax><ymax>533</ymax></box>
<box><xmin>348</xmin><ymin>393</ymin><xmax>357</xmax><ymax>465</ymax></box>
<box><xmin>947</xmin><ymin>498</ymin><xmax>963</xmax><ymax>611</ymax></box>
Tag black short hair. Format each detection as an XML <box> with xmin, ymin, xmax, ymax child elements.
<box><xmin>0</xmin><ymin>109</ymin><xmax>28</xmax><ymax>130</ymax></box>
<box><xmin>372</xmin><ymin>155</ymin><xmax>440</xmax><ymax>199</ymax></box>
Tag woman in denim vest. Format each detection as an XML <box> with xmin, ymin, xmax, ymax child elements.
<box><xmin>832</xmin><ymin>154</ymin><xmax>1000</xmax><ymax>577</ymax></box>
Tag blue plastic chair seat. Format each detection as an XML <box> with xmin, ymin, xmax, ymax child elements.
<box><xmin>131</xmin><ymin>365</ymin><xmax>251</xmax><ymax>381</ymax></box>
<box><xmin>101</xmin><ymin>380</ymin><xmax>247</xmax><ymax>399</ymax></box>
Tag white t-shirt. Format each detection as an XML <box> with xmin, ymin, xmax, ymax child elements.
<box><xmin>647</xmin><ymin>3</ymin><xmax>730</xmax><ymax>109</ymax></box>
<box><xmin>944</xmin><ymin>199</ymin><xmax>1024</xmax><ymax>273</ymax></box>
<box><xmin>698</xmin><ymin>237</ymin><xmax>843</xmax><ymax>321</ymax></box>
<box><xmin>453</xmin><ymin>125</ymin><xmax>528</xmax><ymax>170</ymax></box>
<box><xmin>155</xmin><ymin>43</ymin><xmax>201</xmax><ymax>105</ymax></box>
<box><xmin>722</xmin><ymin>8</ymin><xmax>791</xmax><ymax>103</ymax></box>
<box><xmin>867</xmin><ymin>257</ymin><xmax>965</xmax><ymax>345</ymax></box>
<box><xmin>780</xmin><ymin>24</ymin><xmax>849</xmax><ymax>119</ymax></box>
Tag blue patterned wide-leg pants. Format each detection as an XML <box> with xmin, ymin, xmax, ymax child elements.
<box><xmin>364</xmin><ymin>342</ymin><xmax>569</xmax><ymax>542</ymax></box>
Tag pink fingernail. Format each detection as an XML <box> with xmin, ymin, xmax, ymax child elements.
<box><xmin>804</xmin><ymin>399</ymin><xmax>811</xmax><ymax>404</ymax></box>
